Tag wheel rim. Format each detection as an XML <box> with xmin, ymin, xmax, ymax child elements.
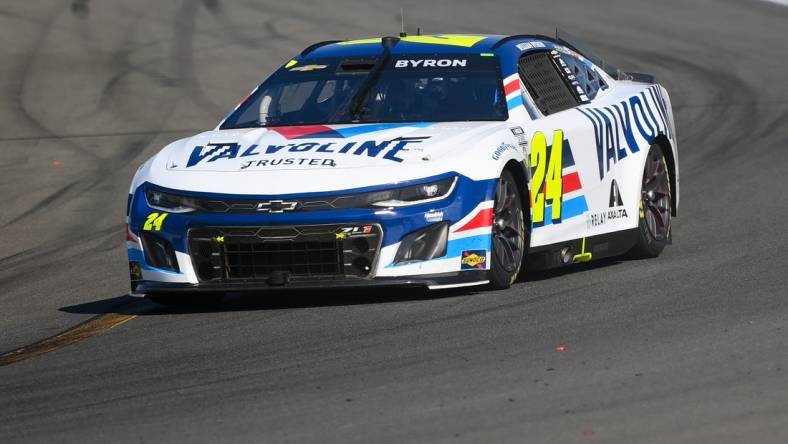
<box><xmin>493</xmin><ymin>174</ymin><xmax>525</xmax><ymax>273</ymax></box>
<box><xmin>641</xmin><ymin>151</ymin><xmax>671</xmax><ymax>242</ymax></box>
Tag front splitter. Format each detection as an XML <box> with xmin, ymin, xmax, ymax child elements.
<box><xmin>131</xmin><ymin>270</ymin><xmax>489</xmax><ymax>296</ymax></box>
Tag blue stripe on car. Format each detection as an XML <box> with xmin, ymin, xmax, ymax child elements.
<box><xmin>540</xmin><ymin>195</ymin><xmax>589</xmax><ymax>225</ymax></box>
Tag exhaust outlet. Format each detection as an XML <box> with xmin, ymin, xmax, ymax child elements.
<box><xmin>560</xmin><ymin>246</ymin><xmax>574</xmax><ymax>264</ymax></box>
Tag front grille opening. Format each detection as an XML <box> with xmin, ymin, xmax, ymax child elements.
<box><xmin>224</xmin><ymin>239</ymin><xmax>342</xmax><ymax>278</ymax></box>
<box><xmin>189</xmin><ymin>224</ymin><xmax>381</xmax><ymax>283</ymax></box>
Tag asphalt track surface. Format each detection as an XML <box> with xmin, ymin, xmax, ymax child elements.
<box><xmin>1</xmin><ymin>0</ymin><xmax>788</xmax><ymax>442</ymax></box>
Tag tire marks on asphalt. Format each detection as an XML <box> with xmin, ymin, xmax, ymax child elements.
<box><xmin>0</xmin><ymin>299</ymin><xmax>147</xmax><ymax>367</ymax></box>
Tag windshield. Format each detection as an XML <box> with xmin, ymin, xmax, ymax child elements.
<box><xmin>220</xmin><ymin>54</ymin><xmax>507</xmax><ymax>129</ymax></box>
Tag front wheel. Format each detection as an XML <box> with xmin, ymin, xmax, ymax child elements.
<box><xmin>631</xmin><ymin>144</ymin><xmax>672</xmax><ymax>258</ymax></box>
<box><xmin>488</xmin><ymin>169</ymin><xmax>527</xmax><ymax>289</ymax></box>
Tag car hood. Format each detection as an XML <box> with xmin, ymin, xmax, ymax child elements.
<box><xmin>145</xmin><ymin>122</ymin><xmax>507</xmax><ymax>195</ymax></box>
<box><xmin>166</xmin><ymin>122</ymin><xmax>499</xmax><ymax>172</ymax></box>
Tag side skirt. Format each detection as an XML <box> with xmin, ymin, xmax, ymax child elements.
<box><xmin>525</xmin><ymin>228</ymin><xmax>639</xmax><ymax>270</ymax></box>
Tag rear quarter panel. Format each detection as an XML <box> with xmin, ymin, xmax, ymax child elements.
<box><xmin>519</xmin><ymin>81</ymin><xmax>678</xmax><ymax>248</ymax></box>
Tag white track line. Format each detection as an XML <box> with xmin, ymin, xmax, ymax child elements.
<box><xmin>760</xmin><ymin>0</ymin><xmax>788</xmax><ymax>6</ymax></box>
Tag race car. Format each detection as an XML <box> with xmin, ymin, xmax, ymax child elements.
<box><xmin>126</xmin><ymin>33</ymin><xmax>678</xmax><ymax>304</ymax></box>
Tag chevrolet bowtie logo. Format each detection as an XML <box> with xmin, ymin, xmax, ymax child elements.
<box><xmin>255</xmin><ymin>200</ymin><xmax>298</xmax><ymax>213</ymax></box>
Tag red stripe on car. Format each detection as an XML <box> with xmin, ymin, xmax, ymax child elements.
<box><xmin>562</xmin><ymin>172</ymin><xmax>582</xmax><ymax>194</ymax></box>
<box><xmin>504</xmin><ymin>79</ymin><xmax>520</xmax><ymax>96</ymax></box>
<box><xmin>271</xmin><ymin>125</ymin><xmax>333</xmax><ymax>139</ymax></box>
<box><xmin>455</xmin><ymin>208</ymin><xmax>494</xmax><ymax>232</ymax></box>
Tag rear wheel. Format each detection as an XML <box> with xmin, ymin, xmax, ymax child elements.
<box><xmin>631</xmin><ymin>144</ymin><xmax>672</xmax><ymax>258</ymax></box>
<box><xmin>489</xmin><ymin>169</ymin><xmax>527</xmax><ymax>289</ymax></box>
<box><xmin>146</xmin><ymin>292</ymin><xmax>225</xmax><ymax>307</ymax></box>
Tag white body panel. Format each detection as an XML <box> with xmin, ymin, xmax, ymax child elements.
<box><xmin>133</xmin><ymin>122</ymin><xmax>512</xmax><ymax>195</ymax></box>
<box><xmin>127</xmin><ymin>37</ymin><xmax>678</xmax><ymax>291</ymax></box>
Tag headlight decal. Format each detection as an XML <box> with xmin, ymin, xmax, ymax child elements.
<box><xmin>369</xmin><ymin>176</ymin><xmax>457</xmax><ymax>207</ymax></box>
<box><xmin>145</xmin><ymin>188</ymin><xmax>202</xmax><ymax>213</ymax></box>
<box><xmin>142</xmin><ymin>176</ymin><xmax>458</xmax><ymax>214</ymax></box>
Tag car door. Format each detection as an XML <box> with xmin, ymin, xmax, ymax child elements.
<box><xmin>515</xmin><ymin>47</ymin><xmax>610</xmax><ymax>248</ymax></box>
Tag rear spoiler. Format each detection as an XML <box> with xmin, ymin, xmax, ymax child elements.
<box><xmin>621</xmin><ymin>72</ymin><xmax>657</xmax><ymax>83</ymax></box>
<box><xmin>555</xmin><ymin>29</ymin><xmax>656</xmax><ymax>83</ymax></box>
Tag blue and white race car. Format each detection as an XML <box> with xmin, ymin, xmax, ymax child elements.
<box><xmin>127</xmin><ymin>33</ymin><xmax>678</xmax><ymax>304</ymax></box>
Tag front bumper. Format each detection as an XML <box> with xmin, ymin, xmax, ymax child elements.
<box><xmin>127</xmin><ymin>174</ymin><xmax>497</xmax><ymax>293</ymax></box>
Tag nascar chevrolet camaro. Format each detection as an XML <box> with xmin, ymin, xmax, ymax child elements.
<box><xmin>126</xmin><ymin>34</ymin><xmax>678</xmax><ymax>304</ymax></box>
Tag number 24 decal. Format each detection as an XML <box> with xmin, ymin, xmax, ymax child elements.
<box><xmin>530</xmin><ymin>130</ymin><xmax>564</xmax><ymax>225</ymax></box>
<box><xmin>143</xmin><ymin>212</ymin><xmax>168</xmax><ymax>231</ymax></box>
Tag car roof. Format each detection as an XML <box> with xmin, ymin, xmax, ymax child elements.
<box><xmin>298</xmin><ymin>34</ymin><xmax>555</xmax><ymax>60</ymax></box>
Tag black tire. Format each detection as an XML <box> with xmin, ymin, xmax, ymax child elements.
<box><xmin>488</xmin><ymin>169</ymin><xmax>527</xmax><ymax>289</ymax></box>
<box><xmin>631</xmin><ymin>144</ymin><xmax>672</xmax><ymax>258</ymax></box>
<box><xmin>146</xmin><ymin>292</ymin><xmax>225</xmax><ymax>307</ymax></box>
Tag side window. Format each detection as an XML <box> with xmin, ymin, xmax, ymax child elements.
<box><xmin>518</xmin><ymin>51</ymin><xmax>578</xmax><ymax>116</ymax></box>
<box><xmin>554</xmin><ymin>51</ymin><xmax>607</xmax><ymax>102</ymax></box>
